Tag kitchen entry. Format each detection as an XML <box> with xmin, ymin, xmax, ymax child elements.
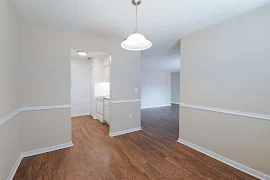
<box><xmin>70</xmin><ymin>49</ymin><xmax>111</xmax><ymax>126</ymax></box>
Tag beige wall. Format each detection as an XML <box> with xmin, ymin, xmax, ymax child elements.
<box><xmin>109</xmin><ymin>48</ymin><xmax>141</xmax><ymax>132</ymax></box>
<box><xmin>180</xmin><ymin>108</ymin><xmax>270</xmax><ymax>175</ymax></box>
<box><xmin>19</xmin><ymin>109</ymin><xmax>72</xmax><ymax>152</ymax></box>
<box><xmin>180</xmin><ymin>5</ymin><xmax>270</xmax><ymax>175</ymax></box>
<box><xmin>171</xmin><ymin>72</ymin><xmax>180</xmax><ymax>104</ymax></box>
<box><xmin>0</xmin><ymin>115</ymin><xmax>21</xmax><ymax>180</ymax></box>
<box><xmin>71</xmin><ymin>59</ymin><xmax>90</xmax><ymax>116</ymax></box>
<box><xmin>0</xmin><ymin>0</ymin><xmax>20</xmax><ymax>117</ymax></box>
<box><xmin>111</xmin><ymin>102</ymin><xmax>141</xmax><ymax>132</ymax></box>
<box><xmin>19</xmin><ymin>21</ymin><xmax>141</xmax><ymax>136</ymax></box>
<box><xmin>0</xmin><ymin>0</ymin><xmax>21</xmax><ymax>179</ymax></box>
<box><xmin>141</xmin><ymin>70</ymin><xmax>171</xmax><ymax>109</ymax></box>
<box><xmin>110</xmin><ymin>49</ymin><xmax>141</xmax><ymax>101</ymax></box>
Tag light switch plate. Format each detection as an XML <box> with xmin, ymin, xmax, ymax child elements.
<box><xmin>128</xmin><ymin>114</ymin><xmax>132</xmax><ymax>119</ymax></box>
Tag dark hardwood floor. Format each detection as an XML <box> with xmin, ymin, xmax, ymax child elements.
<box><xmin>14</xmin><ymin>104</ymin><xmax>256</xmax><ymax>179</ymax></box>
<box><xmin>142</xmin><ymin>104</ymin><xmax>179</xmax><ymax>140</ymax></box>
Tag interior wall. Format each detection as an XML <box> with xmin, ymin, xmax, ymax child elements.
<box><xmin>180</xmin><ymin>5</ymin><xmax>270</xmax><ymax>175</ymax></box>
<box><xmin>19</xmin><ymin>20</ymin><xmax>141</xmax><ymax>143</ymax></box>
<box><xmin>110</xmin><ymin>48</ymin><xmax>141</xmax><ymax>132</ymax></box>
<box><xmin>0</xmin><ymin>0</ymin><xmax>20</xmax><ymax>179</ymax></box>
<box><xmin>89</xmin><ymin>59</ymin><xmax>95</xmax><ymax>117</ymax></box>
<box><xmin>141</xmin><ymin>69</ymin><xmax>171</xmax><ymax>109</ymax></box>
<box><xmin>93</xmin><ymin>57</ymin><xmax>105</xmax><ymax>97</ymax></box>
<box><xmin>111</xmin><ymin>102</ymin><xmax>141</xmax><ymax>132</ymax></box>
<box><xmin>171</xmin><ymin>72</ymin><xmax>180</xmax><ymax>104</ymax></box>
<box><xmin>0</xmin><ymin>115</ymin><xmax>20</xmax><ymax>180</ymax></box>
<box><xmin>19</xmin><ymin>109</ymin><xmax>72</xmax><ymax>152</ymax></box>
<box><xmin>71</xmin><ymin>59</ymin><xmax>90</xmax><ymax>117</ymax></box>
<box><xmin>0</xmin><ymin>0</ymin><xmax>20</xmax><ymax>118</ymax></box>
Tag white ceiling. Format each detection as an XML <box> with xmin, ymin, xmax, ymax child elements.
<box><xmin>14</xmin><ymin>0</ymin><xmax>270</xmax><ymax>72</ymax></box>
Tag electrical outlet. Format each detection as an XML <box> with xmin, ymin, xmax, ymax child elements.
<box><xmin>135</xmin><ymin>88</ymin><xmax>138</xmax><ymax>93</ymax></box>
<box><xmin>128</xmin><ymin>114</ymin><xmax>132</xmax><ymax>119</ymax></box>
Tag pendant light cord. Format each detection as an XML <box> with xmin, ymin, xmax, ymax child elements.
<box><xmin>135</xmin><ymin>4</ymin><xmax>138</xmax><ymax>33</ymax></box>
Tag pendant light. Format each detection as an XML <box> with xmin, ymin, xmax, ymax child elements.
<box><xmin>121</xmin><ymin>0</ymin><xmax>152</xmax><ymax>51</ymax></box>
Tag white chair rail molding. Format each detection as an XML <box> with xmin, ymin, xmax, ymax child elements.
<box><xmin>179</xmin><ymin>103</ymin><xmax>270</xmax><ymax>121</ymax></box>
<box><xmin>0</xmin><ymin>104</ymin><xmax>73</xmax><ymax>180</ymax></box>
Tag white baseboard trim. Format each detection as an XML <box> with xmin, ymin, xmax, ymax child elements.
<box><xmin>92</xmin><ymin>116</ymin><xmax>97</xmax><ymax>119</ymax></box>
<box><xmin>111</xmin><ymin>99</ymin><xmax>141</xmax><ymax>104</ymax></box>
<box><xmin>21</xmin><ymin>142</ymin><xmax>73</xmax><ymax>158</ymax></box>
<box><xmin>7</xmin><ymin>153</ymin><xmax>23</xmax><ymax>180</ymax></box>
<box><xmin>178</xmin><ymin>138</ymin><xmax>269</xmax><ymax>180</ymax></box>
<box><xmin>71</xmin><ymin>113</ymin><xmax>89</xmax><ymax>117</ymax></box>
<box><xmin>109</xmin><ymin>127</ymin><xmax>142</xmax><ymax>137</ymax></box>
<box><xmin>171</xmin><ymin>102</ymin><xmax>180</xmax><ymax>105</ymax></box>
<box><xmin>141</xmin><ymin>104</ymin><xmax>171</xmax><ymax>109</ymax></box>
<box><xmin>8</xmin><ymin>142</ymin><xmax>73</xmax><ymax>180</ymax></box>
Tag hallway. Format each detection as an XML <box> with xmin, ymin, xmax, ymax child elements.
<box><xmin>14</xmin><ymin>105</ymin><xmax>256</xmax><ymax>179</ymax></box>
<box><xmin>142</xmin><ymin>104</ymin><xmax>179</xmax><ymax>140</ymax></box>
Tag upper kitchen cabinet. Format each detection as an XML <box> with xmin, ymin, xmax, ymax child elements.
<box><xmin>103</xmin><ymin>55</ymin><xmax>110</xmax><ymax>66</ymax></box>
<box><xmin>103</xmin><ymin>55</ymin><xmax>110</xmax><ymax>82</ymax></box>
<box><xmin>104</xmin><ymin>65</ymin><xmax>110</xmax><ymax>82</ymax></box>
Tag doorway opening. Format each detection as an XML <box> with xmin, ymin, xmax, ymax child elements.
<box><xmin>141</xmin><ymin>71</ymin><xmax>180</xmax><ymax>140</ymax></box>
<box><xmin>70</xmin><ymin>49</ymin><xmax>111</xmax><ymax>131</ymax></box>
<box><xmin>140</xmin><ymin>41</ymin><xmax>180</xmax><ymax>140</ymax></box>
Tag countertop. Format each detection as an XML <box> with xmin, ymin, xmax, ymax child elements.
<box><xmin>104</xmin><ymin>96</ymin><xmax>110</xmax><ymax>100</ymax></box>
<box><xmin>96</xmin><ymin>96</ymin><xmax>110</xmax><ymax>100</ymax></box>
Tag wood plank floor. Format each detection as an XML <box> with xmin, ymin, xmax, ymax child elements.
<box><xmin>14</xmin><ymin>104</ymin><xmax>257</xmax><ymax>179</ymax></box>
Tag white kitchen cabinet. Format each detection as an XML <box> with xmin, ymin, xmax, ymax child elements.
<box><xmin>96</xmin><ymin>97</ymin><xmax>104</xmax><ymax>123</ymax></box>
<box><xmin>96</xmin><ymin>112</ymin><xmax>104</xmax><ymax>123</ymax></box>
<box><xmin>104</xmin><ymin>99</ymin><xmax>110</xmax><ymax>125</ymax></box>
<box><xmin>103</xmin><ymin>57</ymin><xmax>110</xmax><ymax>67</ymax></box>
<box><xmin>104</xmin><ymin>65</ymin><xmax>110</xmax><ymax>82</ymax></box>
<box><xmin>96</xmin><ymin>98</ymin><xmax>103</xmax><ymax>114</ymax></box>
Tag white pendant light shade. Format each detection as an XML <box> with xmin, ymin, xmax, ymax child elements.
<box><xmin>121</xmin><ymin>33</ymin><xmax>152</xmax><ymax>51</ymax></box>
<box><xmin>121</xmin><ymin>0</ymin><xmax>152</xmax><ymax>51</ymax></box>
